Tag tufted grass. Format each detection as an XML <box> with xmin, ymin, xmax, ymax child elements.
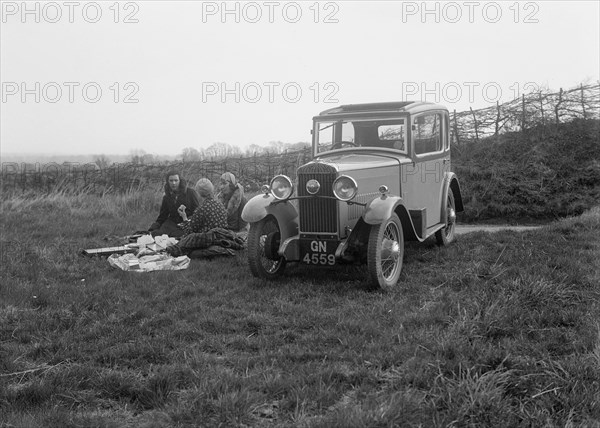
<box><xmin>1</xmin><ymin>191</ymin><xmax>599</xmax><ymax>427</ymax></box>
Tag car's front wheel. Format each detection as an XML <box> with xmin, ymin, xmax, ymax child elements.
<box><xmin>247</xmin><ymin>216</ymin><xmax>287</xmax><ymax>279</ymax></box>
<box><xmin>367</xmin><ymin>213</ymin><xmax>404</xmax><ymax>290</ymax></box>
<box><xmin>435</xmin><ymin>188</ymin><xmax>457</xmax><ymax>246</ymax></box>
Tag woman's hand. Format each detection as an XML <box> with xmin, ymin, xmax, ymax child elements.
<box><xmin>178</xmin><ymin>204</ymin><xmax>188</xmax><ymax>221</ymax></box>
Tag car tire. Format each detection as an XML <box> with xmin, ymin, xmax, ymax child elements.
<box><xmin>367</xmin><ymin>213</ymin><xmax>404</xmax><ymax>290</ymax></box>
<box><xmin>435</xmin><ymin>188</ymin><xmax>457</xmax><ymax>246</ymax></box>
<box><xmin>247</xmin><ymin>215</ymin><xmax>287</xmax><ymax>278</ymax></box>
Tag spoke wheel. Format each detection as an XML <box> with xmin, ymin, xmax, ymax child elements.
<box><xmin>436</xmin><ymin>188</ymin><xmax>457</xmax><ymax>246</ymax></box>
<box><xmin>247</xmin><ymin>216</ymin><xmax>286</xmax><ymax>278</ymax></box>
<box><xmin>367</xmin><ymin>213</ymin><xmax>404</xmax><ymax>290</ymax></box>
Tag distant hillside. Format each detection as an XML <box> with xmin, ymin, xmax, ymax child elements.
<box><xmin>453</xmin><ymin>118</ymin><xmax>600</xmax><ymax>222</ymax></box>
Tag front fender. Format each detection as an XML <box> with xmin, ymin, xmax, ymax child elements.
<box><xmin>242</xmin><ymin>194</ymin><xmax>299</xmax><ymax>241</ymax></box>
<box><xmin>363</xmin><ymin>194</ymin><xmax>423</xmax><ymax>241</ymax></box>
<box><xmin>363</xmin><ymin>194</ymin><xmax>403</xmax><ymax>225</ymax></box>
<box><xmin>242</xmin><ymin>193</ymin><xmax>276</xmax><ymax>224</ymax></box>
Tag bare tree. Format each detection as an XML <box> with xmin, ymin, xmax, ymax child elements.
<box><xmin>181</xmin><ymin>147</ymin><xmax>202</xmax><ymax>162</ymax></box>
<box><xmin>130</xmin><ymin>149</ymin><xmax>146</xmax><ymax>164</ymax></box>
<box><xmin>93</xmin><ymin>154</ymin><xmax>111</xmax><ymax>169</ymax></box>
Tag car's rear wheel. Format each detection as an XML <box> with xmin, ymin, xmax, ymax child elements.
<box><xmin>436</xmin><ymin>188</ymin><xmax>456</xmax><ymax>246</ymax></box>
<box><xmin>247</xmin><ymin>216</ymin><xmax>286</xmax><ymax>278</ymax></box>
<box><xmin>367</xmin><ymin>213</ymin><xmax>404</xmax><ymax>290</ymax></box>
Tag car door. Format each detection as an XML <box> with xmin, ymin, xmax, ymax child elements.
<box><xmin>402</xmin><ymin>111</ymin><xmax>447</xmax><ymax>229</ymax></box>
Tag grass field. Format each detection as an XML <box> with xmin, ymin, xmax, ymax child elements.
<box><xmin>1</xmin><ymin>191</ymin><xmax>599</xmax><ymax>427</ymax></box>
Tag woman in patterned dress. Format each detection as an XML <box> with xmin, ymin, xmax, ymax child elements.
<box><xmin>178</xmin><ymin>178</ymin><xmax>227</xmax><ymax>236</ymax></box>
<box><xmin>166</xmin><ymin>178</ymin><xmax>244</xmax><ymax>257</ymax></box>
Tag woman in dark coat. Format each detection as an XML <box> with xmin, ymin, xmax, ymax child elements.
<box><xmin>148</xmin><ymin>170</ymin><xmax>199</xmax><ymax>238</ymax></box>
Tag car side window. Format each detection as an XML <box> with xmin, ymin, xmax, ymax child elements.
<box><xmin>413</xmin><ymin>113</ymin><xmax>441</xmax><ymax>155</ymax></box>
<box><xmin>444</xmin><ymin>114</ymin><xmax>449</xmax><ymax>150</ymax></box>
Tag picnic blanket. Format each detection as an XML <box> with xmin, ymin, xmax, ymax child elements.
<box><xmin>108</xmin><ymin>253</ymin><xmax>190</xmax><ymax>272</ymax></box>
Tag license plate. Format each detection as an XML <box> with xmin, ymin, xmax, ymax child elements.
<box><xmin>300</xmin><ymin>239</ymin><xmax>337</xmax><ymax>266</ymax></box>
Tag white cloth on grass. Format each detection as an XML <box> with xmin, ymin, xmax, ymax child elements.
<box><xmin>108</xmin><ymin>253</ymin><xmax>190</xmax><ymax>272</ymax></box>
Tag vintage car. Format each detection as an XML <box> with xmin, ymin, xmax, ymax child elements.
<box><xmin>241</xmin><ymin>101</ymin><xmax>464</xmax><ymax>289</ymax></box>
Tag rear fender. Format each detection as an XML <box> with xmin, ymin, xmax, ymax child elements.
<box><xmin>449</xmin><ymin>175</ymin><xmax>464</xmax><ymax>212</ymax></box>
<box><xmin>440</xmin><ymin>173</ymin><xmax>464</xmax><ymax>225</ymax></box>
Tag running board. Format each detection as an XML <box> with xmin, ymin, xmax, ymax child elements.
<box><xmin>426</xmin><ymin>223</ymin><xmax>445</xmax><ymax>238</ymax></box>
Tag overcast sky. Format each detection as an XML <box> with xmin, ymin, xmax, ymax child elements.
<box><xmin>1</xmin><ymin>0</ymin><xmax>599</xmax><ymax>156</ymax></box>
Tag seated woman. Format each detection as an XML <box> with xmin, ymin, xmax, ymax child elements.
<box><xmin>148</xmin><ymin>171</ymin><xmax>199</xmax><ymax>238</ymax></box>
<box><xmin>179</xmin><ymin>178</ymin><xmax>228</xmax><ymax>236</ymax></box>
<box><xmin>217</xmin><ymin>172</ymin><xmax>248</xmax><ymax>232</ymax></box>
<box><xmin>166</xmin><ymin>178</ymin><xmax>244</xmax><ymax>258</ymax></box>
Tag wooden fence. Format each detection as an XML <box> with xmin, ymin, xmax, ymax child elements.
<box><xmin>451</xmin><ymin>83</ymin><xmax>599</xmax><ymax>144</ymax></box>
<box><xmin>2</xmin><ymin>83</ymin><xmax>598</xmax><ymax>195</ymax></box>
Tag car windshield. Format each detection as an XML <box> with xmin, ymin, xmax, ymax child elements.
<box><xmin>315</xmin><ymin>118</ymin><xmax>407</xmax><ymax>155</ymax></box>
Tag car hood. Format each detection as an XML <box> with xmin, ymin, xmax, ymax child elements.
<box><xmin>311</xmin><ymin>152</ymin><xmax>410</xmax><ymax>173</ymax></box>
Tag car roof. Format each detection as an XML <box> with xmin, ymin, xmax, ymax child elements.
<box><xmin>318</xmin><ymin>101</ymin><xmax>447</xmax><ymax>117</ymax></box>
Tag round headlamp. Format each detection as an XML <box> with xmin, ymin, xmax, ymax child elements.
<box><xmin>333</xmin><ymin>175</ymin><xmax>358</xmax><ymax>201</ymax></box>
<box><xmin>270</xmin><ymin>175</ymin><xmax>293</xmax><ymax>200</ymax></box>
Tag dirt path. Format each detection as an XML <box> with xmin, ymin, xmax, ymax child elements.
<box><xmin>455</xmin><ymin>225</ymin><xmax>541</xmax><ymax>235</ymax></box>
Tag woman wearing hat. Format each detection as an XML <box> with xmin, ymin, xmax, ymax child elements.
<box><xmin>217</xmin><ymin>172</ymin><xmax>248</xmax><ymax>232</ymax></box>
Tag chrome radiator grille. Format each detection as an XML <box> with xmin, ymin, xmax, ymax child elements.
<box><xmin>297</xmin><ymin>163</ymin><xmax>337</xmax><ymax>234</ymax></box>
